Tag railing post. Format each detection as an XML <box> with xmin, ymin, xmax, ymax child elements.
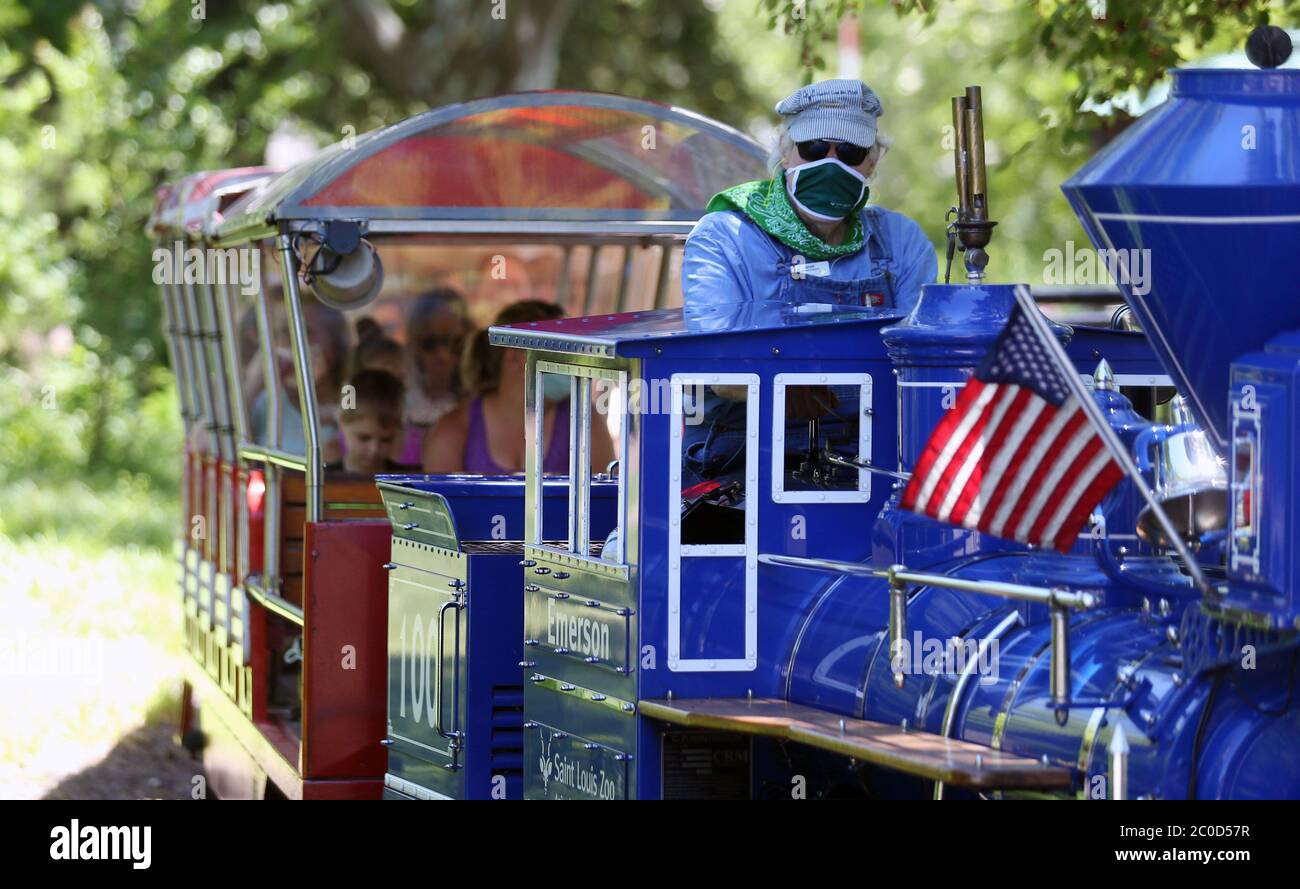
<box><xmin>1049</xmin><ymin>597</ymin><xmax>1071</xmax><ymax>725</ymax></box>
<box><xmin>888</xmin><ymin>564</ymin><xmax>908</xmax><ymax>689</ymax></box>
<box><xmin>277</xmin><ymin>233</ymin><xmax>322</xmax><ymax>524</ymax></box>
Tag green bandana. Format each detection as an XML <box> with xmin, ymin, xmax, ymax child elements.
<box><xmin>705</xmin><ymin>175</ymin><xmax>865</xmax><ymax>261</ymax></box>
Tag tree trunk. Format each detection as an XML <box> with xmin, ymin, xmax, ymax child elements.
<box><xmin>337</xmin><ymin>0</ymin><xmax>577</xmax><ymax>103</ymax></box>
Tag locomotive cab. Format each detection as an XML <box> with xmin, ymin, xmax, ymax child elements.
<box><xmin>497</xmin><ymin>300</ymin><xmax>1153</xmax><ymax>799</ymax></box>
<box><xmin>496</xmin><ymin>302</ymin><xmax>928</xmax><ymax>798</ymax></box>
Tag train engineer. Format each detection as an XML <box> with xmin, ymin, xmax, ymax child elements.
<box><xmin>682</xmin><ymin>78</ymin><xmax>938</xmax><ymax>312</ymax></box>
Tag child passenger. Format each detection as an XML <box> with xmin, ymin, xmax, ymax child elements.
<box><xmin>351</xmin><ymin>317</ymin><xmax>406</xmax><ymax>381</ymax></box>
<box><xmin>327</xmin><ymin>369</ymin><xmax>418</xmax><ymax>475</ymax></box>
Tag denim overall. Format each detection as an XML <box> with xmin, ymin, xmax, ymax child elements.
<box><xmin>681</xmin><ymin>210</ymin><xmax>898</xmax><ymax>488</ymax></box>
<box><xmin>773</xmin><ymin>208</ymin><xmax>899</xmax><ymax>309</ymax></box>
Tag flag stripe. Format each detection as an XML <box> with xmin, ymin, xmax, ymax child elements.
<box><xmin>996</xmin><ymin>406</ymin><xmax>1089</xmax><ymax>540</ymax></box>
<box><xmin>903</xmin><ymin>379</ymin><xmax>984</xmax><ymax>508</ymax></box>
<box><xmin>963</xmin><ymin>394</ymin><xmax>1049</xmax><ymax>527</ymax></box>
<box><xmin>1014</xmin><ymin>419</ymin><xmax>1098</xmax><ymax>542</ymax></box>
<box><xmin>1050</xmin><ymin>459</ymin><xmax>1126</xmax><ymax>553</ymax></box>
<box><xmin>901</xmin><ymin>383</ymin><xmax>979</xmax><ymax>510</ymax></box>
<box><xmin>949</xmin><ymin>387</ymin><xmax>1036</xmax><ymax>526</ymax></box>
<box><xmin>901</xmin><ymin>304</ymin><xmax>1127</xmax><ymax>553</ymax></box>
<box><xmin>909</xmin><ymin>381</ymin><xmax>999</xmax><ymax>512</ymax></box>
<box><xmin>967</xmin><ymin>395</ymin><xmax>1055</xmax><ymax>527</ymax></box>
<box><xmin>927</xmin><ymin>384</ymin><xmax>1013</xmax><ymax>519</ymax></box>
<box><xmin>1031</xmin><ymin>437</ymin><xmax>1108</xmax><ymax>544</ymax></box>
<box><xmin>936</xmin><ymin>385</ymin><xmax>1021</xmax><ymax>521</ymax></box>
<box><xmin>988</xmin><ymin>400</ymin><xmax>1083</xmax><ymax>537</ymax></box>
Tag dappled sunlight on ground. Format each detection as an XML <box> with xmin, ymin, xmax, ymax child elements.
<box><xmin>0</xmin><ymin>534</ymin><xmax>201</xmax><ymax>799</ymax></box>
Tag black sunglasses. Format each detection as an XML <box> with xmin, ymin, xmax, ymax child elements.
<box><xmin>796</xmin><ymin>139</ymin><xmax>870</xmax><ymax>167</ymax></box>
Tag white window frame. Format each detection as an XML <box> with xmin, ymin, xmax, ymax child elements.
<box><xmin>530</xmin><ymin>360</ymin><xmax>629</xmax><ymax>569</ymax></box>
<box><xmin>770</xmin><ymin>372</ymin><xmax>873</xmax><ymax>504</ymax></box>
<box><xmin>668</xmin><ymin>373</ymin><xmax>758</xmax><ymax>673</ymax></box>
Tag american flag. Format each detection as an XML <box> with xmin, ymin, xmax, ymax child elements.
<box><xmin>901</xmin><ymin>304</ymin><xmax>1125</xmax><ymax>553</ymax></box>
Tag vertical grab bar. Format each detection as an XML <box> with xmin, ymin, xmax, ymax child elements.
<box><xmin>434</xmin><ymin>596</ymin><xmax>464</xmax><ymax>769</ymax></box>
<box><xmin>277</xmin><ymin>234</ymin><xmax>322</xmax><ymax>525</ymax></box>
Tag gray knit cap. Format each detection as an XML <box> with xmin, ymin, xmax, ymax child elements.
<box><xmin>775</xmin><ymin>79</ymin><xmax>883</xmax><ymax>147</ymax></box>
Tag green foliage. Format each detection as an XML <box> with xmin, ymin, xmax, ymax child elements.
<box><xmin>0</xmin><ymin>475</ymin><xmax>180</xmax><ymax>553</ymax></box>
<box><xmin>0</xmin><ymin>338</ymin><xmax>182</xmax><ymax>490</ymax></box>
<box><xmin>761</xmin><ymin>0</ymin><xmax>1300</xmax><ymax>143</ymax></box>
<box><xmin>0</xmin><ymin>358</ymin><xmax>182</xmax><ymax>551</ymax></box>
<box><xmin>5</xmin><ymin>0</ymin><xmax>1294</xmax><ymax>547</ymax></box>
<box><xmin>557</xmin><ymin>0</ymin><xmax>763</xmax><ymax>123</ymax></box>
<box><xmin>737</xmin><ymin>2</ymin><xmax>1100</xmax><ymax>283</ymax></box>
<box><xmin>0</xmin><ymin>0</ymin><xmax>765</xmax><ymax>522</ymax></box>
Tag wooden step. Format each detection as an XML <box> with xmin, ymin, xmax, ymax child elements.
<box><xmin>640</xmin><ymin>697</ymin><xmax>1072</xmax><ymax>791</ymax></box>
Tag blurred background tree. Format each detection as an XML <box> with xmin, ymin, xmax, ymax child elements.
<box><xmin>2</xmin><ymin>0</ymin><xmax>1296</xmax><ymax>522</ymax></box>
<box><xmin>0</xmin><ymin>0</ymin><xmax>762</xmax><ymax>522</ymax></box>
<box><xmin>762</xmin><ymin>0</ymin><xmax>1300</xmax><ymax>144</ymax></box>
<box><xmin>2</xmin><ymin>0</ymin><xmax>1296</xmax><ymax>797</ymax></box>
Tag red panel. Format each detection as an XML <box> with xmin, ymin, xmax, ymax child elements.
<box><xmin>301</xmin><ymin>778</ymin><xmax>383</xmax><ymax>800</ymax></box>
<box><xmin>239</xmin><ymin>467</ymin><xmax>265</xmax><ymax>583</ymax></box>
<box><xmin>221</xmin><ymin>460</ymin><xmax>238</xmax><ymax>575</ymax></box>
<box><xmin>303</xmin><ymin>135</ymin><xmax>659</xmax><ymax>211</ymax></box>
<box><xmin>184</xmin><ymin>167</ymin><xmax>271</xmax><ymax>203</ymax></box>
<box><xmin>202</xmin><ymin>455</ymin><xmax>218</xmax><ymax>562</ymax></box>
<box><xmin>300</xmin><ymin>521</ymin><xmax>391</xmax><ymax>781</ymax></box>
<box><xmin>150</xmin><ymin>166</ymin><xmax>275</xmax><ymax>237</ymax></box>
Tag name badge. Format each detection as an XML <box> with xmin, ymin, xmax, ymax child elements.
<box><xmin>790</xmin><ymin>260</ymin><xmax>831</xmax><ymax>278</ymax></box>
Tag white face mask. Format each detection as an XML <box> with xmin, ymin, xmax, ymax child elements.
<box><xmin>784</xmin><ymin>157</ymin><xmax>869</xmax><ymax>222</ymax></box>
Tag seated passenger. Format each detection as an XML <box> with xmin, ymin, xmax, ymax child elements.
<box><xmin>401</xmin><ymin>287</ymin><xmax>469</xmax><ymax>464</ymax></box>
<box><xmin>351</xmin><ymin>318</ymin><xmax>408</xmax><ymax>459</ymax></box>
<box><xmin>327</xmin><ymin>369</ymin><xmax>417</xmax><ymax>475</ymax></box>
<box><xmin>422</xmin><ymin>300</ymin><xmax>615</xmax><ymax>474</ymax></box>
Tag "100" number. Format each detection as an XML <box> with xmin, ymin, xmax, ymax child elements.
<box><xmin>397</xmin><ymin>612</ymin><xmax>448</xmax><ymax>728</ymax></box>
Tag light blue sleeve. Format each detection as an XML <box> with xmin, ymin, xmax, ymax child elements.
<box><xmin>889</xmin><ymin>215</ymin><xmax>940</xmax><ymax>314</ymax></box>
<box><xmin>681</xmin><ymin>211</ymin><xmax>756</xmax><ymax>308</ymax></box>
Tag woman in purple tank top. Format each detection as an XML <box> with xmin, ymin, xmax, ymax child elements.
<box><xmin>423</xmin><ymin>300</ymin><xmax>610</xmax><ymax>474</ymax></box>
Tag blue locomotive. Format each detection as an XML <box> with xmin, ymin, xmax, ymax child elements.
<box><xmin>463</xmin><ymin>45</ymin><xmax>1294</xmax><ymax>800</ymax></box>
<box><xmin>158</xmin><ymin>42</ymin><xmax>1298</xmax><ymax>799</ymax></box>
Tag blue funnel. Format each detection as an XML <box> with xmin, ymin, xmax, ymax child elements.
<box><xmin>1063</xmin><ymin>67</ymin><xmax>1300</xmax><ymax>453</ymax></box>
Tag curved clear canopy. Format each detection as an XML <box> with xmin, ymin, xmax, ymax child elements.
<box><xmin>148</xmin><ymin>167</ymin><xmax>275</xmax><ymax>239</ymax></box>
<box><xmin>216</xmin><ymin>91</ymin><xmax>768</xmax><ymax>241</ymax></box>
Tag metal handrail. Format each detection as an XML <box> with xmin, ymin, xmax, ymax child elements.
<box><xmin>757</xmin><ymin>553</ymin><xmax>1097</xmax><ymax>609</ymax></box>
<box><xmin>758</xmin><ymin>553</ymin><xmax>1096</xmax><ymax>723</ymax></box>
<box><xmin>824</xmin><ymin>452</ymin><xmax>912</xmax><ymax>482</ymax></box>
<box><xmin>278</xmin><ymin>233</ymin><xmax>322</xmax><ymax>524</ymax></box>
<box><xmin>758</xmin><ymin>553</ymin><xmax>880</xmax><ymax>578</ymax></box>
<box><xmin>239</xmin><ymin>444</ymin><xmax>308</xmax><ymax>471</ymax></box>
<box><xmin>244</xmin><ymin>577</ymin><xmax>304</xmax><ymax>626</ymax></box>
